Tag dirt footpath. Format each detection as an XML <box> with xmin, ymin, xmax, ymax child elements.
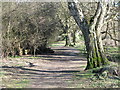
<box><xmin>2</xmin><ymin>46</ymin><xmax>87</xmax><ymax>88</ymax></box>
<box><xmin>29</xmin><ymin>46</ymin><xmax>87</xmax><ymax>88</ymax></box>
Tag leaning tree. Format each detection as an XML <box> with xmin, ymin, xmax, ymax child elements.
<box><xmin>67</xmin><ymin>0</ymin><xmax>118</xmax><ymax>69</ymax></box>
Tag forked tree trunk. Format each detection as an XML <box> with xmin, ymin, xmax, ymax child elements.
<box><xmin>68</xmin><ymin>0</ymin><xmax>109</xmax><ymax>69</ymax></box>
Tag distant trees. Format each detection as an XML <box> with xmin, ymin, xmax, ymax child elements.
<box><xmin>57</xmin><ymin>2</ymin><xmax>79</xmax><ymax>46</ymax></box>
<box><xmin>2</xmin><ymin>2</ymin><xmax>61</xmax><ymax>57</ymax></box>
<box><xmin>101</xmin><ymin>1</ymin><xmax>119</xmax><ymax>48</ymax></box>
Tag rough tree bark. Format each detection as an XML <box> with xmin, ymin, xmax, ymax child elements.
<box><xmin>68</xmin><ymin>0</ymin><xmax>110</xmax><ymax>69</ymax></box>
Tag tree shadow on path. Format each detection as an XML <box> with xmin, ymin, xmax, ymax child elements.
<box><xmin>1</xmin><ymin>46</ymin><xmax>87</xmax><ymax>88</ymax></box>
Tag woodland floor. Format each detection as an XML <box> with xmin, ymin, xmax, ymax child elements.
<box><xmin>1</xmin><ymin>46</ymin><xmax>87</xmax><ymax>88</ymax></box>
<box><xmin>1</xmin><ymin>43</ymin><xmax>119</xmax><ymax>88</ymax></box>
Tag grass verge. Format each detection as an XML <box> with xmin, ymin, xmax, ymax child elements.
<box><xmin>68</xmin><ymin>62</ymin><xmax>119</xmax><ymax>88</ymax></box>
<box><xmin>1</xmin><ymin>69</ymin><xmax>29</xmax><ymax>88</ymax></box>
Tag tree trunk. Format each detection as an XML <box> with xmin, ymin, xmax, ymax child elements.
<box><xmin>64</xmin><ymin>21</ymin><xmax>71</xmax><ymax>46</ymax></box>
<box><xmin>73</xmin><ymin>30</ymin><xmax>76</xmax><ymax>45</ymax></box>
<box><xmin>65</xmin><ymin>33</ymin><xmax>73</xmax><ymax>46</ymax></box>
<box><xmin>68</xmin><ymin>32</ymin><xmax>73</xmax><ymax>46</ymax></box>
<box><xmin>65</xmin><ymin>33</ymin><xmax>69</xmax><ymax>46</ymax></box>
<box><xmin>113</xmin><ymin>22</ymin><xmax>117</xmax><ymax>46</ymax></box>
<box><xmin>68</xmin><ymin>0</ymin><xmax>109</xmax><ymax>70</ymax></box>
<box><xmin>33</xmin><ymin>48</ymin><xmax>36</xmax><ymax>57</ymax></box>
<box><xmin>18</xmin><ymin>43</ymin><xmax>23</xmax><ymax>56</ymax></box>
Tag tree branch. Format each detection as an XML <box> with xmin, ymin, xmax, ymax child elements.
<box><xmin>107</xmin><ymin>32</ymin><xmax>120</xmax><ymax>42</ymax></box>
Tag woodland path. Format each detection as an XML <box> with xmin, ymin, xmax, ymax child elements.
<box><xmin>29</xmin><ymin>46</ymin><xmax>87</xmax><ymax>88</ymax></box>
<box><xmin>2</xmin><ymin>46</ymin><xmax>87</xmax><ymax>88</ymax></box>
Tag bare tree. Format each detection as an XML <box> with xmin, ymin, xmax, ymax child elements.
<box><xmin>2</xmin><ymin>2</ymin><xmax>61</xmax><ymax>57</ymax></box>
<box><xmin>67</xmin><ymin>0</ymin><xmax>117</xmax><ymax>69</ymax></box>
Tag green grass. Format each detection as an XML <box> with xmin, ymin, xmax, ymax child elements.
<box><xmin>15</xmin><ymin>63</ymin><xmax>26</xmax><ymax>66</ymax></box>
<box><xmin>79</xmin><ymin>65</ymin><xmax>86</xmax><ymax>68</ymax></box>
<box><xmin>4</xmin><ymin>79</ymin><xmax>29</xmax><ymax>88</ymax></box>
<box><xmin>107</xmin><ymin>47</ymin><xmax>119</xmax><ymax>52</ymax></box>
<box><xmin>8</xmin><ymin>56</ymin><xmax>44</xmax><ymax>60</ymax></box>
<box><xmin>49</xmin><ymin>41</ymin><xmax>65</xmax><ymax>47</ymax></box>
<box><xmin>0</xmin><ymin>71</ymin><xmax>6</xmax><ymax>77</ymax></box>
<box><xmin>52</xmin><ymin>41</ymin><xmax>65</xmax><ymax>43</ymax></box>
<box><xmin>106</xmin><ymin>46</ymin><xmax>120</xmax><ymax>62</ymax></box>
<box><xmin>75</xmin><ymin>73</ymin><xmax>94</xmax><ymax>79</ymax></box>
<box><xmin>69</xmin><ymin>67</ymin><xmax>120</xmax><ymax>88</ymax></box>
<box><xmin>9</xmin><ymin>56</ymin><xmax>22</xmax><ymax>58</ymax></box>
<box><xmin>69</xmin><ymin>62</ymin><xmax>119</xmax><ymax>88</ymax></box>
<box><xmin>2</xmin><ymin>73</ymin><xmax>29</xmax><ymax>88</ymax></box>
<box><xmin>111</xmin><ymin>54</ymin><xmax>120</xmax><ymax>59</ymax></box>
<box><xmin>15</xmin><ymin>79</ymin><xmax>29</xmax><ymax>88</ymax></box>
<box><xmin>28</xmin><ymin>56</ymin><xmax>43</xmax><ymax>59</ymax></box>
<box><xmin>1</xmin><ymin>59</ymin><xmax>30</xmax><ymax>88</ymax></box>
<box><xmin>75</xmin><ymin>44</ymin><xmax>86</xmax><ymax>53</ymax></box>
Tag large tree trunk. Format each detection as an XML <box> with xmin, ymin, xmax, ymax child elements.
<box><xmin>68</xmin><ymin>0</ymin><xmax>109</xmax><ymax>69</ymax></box>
